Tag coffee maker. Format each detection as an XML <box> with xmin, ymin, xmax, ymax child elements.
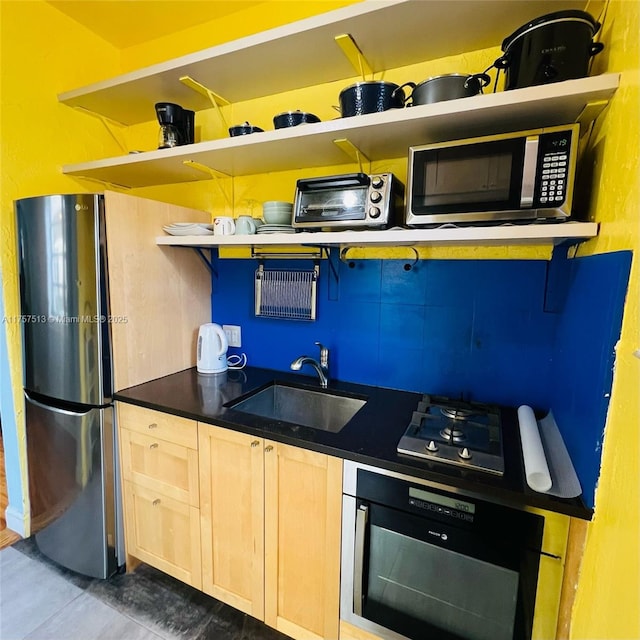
<box><xmin>155</xmin><ymin>102</ymin><xmax>195</xmax><ymax>149</ymax></box>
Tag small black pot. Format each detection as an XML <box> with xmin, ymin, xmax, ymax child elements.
<box><xmin>228</xmin><ymin>122</ymin><xmax>264</xmax><ymax>137</ymax></box>
<box><xmin>273</xmin><ymin>110</ymin><xmax>321</xmax><ymax>129</ymax></box>
<box><xmin>397</xmin><ymin>73</ymin><xmax>491</xmax><ymax>106</ymax></box>
<box><xmin>494</xmin><ymin>10</ymin><xmax>603</xmax><ymax>90</ymax></box>
<box><xmin>338</xmin><ymin>81</ymin><xmax>406</xmax><ymax>117</ymax></box>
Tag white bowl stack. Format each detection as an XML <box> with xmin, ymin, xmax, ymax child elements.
<box><xmin>262</xmin><ymin>201</ymin><xmax>293</xmax><ymax>225</ymax></box>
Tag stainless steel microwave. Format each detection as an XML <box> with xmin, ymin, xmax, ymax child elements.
<box><xmin>405</xmin><ymin>124</ymin><xmax>579</xmax><ymax>226</ymax></box>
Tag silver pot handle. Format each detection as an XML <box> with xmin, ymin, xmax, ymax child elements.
<box><xmin>353</xmin><ymin>503</ymin><xmax>369</xmax><ymax>616</ymax></box>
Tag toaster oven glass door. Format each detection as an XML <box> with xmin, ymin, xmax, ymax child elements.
<box><xmin>410</xmin><ymin>138</ymin><xmax>527</xmax><ymax>215</ymax></box>
<box><xmin>296</xmin><ymin>186</ymin><xmax>368</xmax><ymax>223</ymax></box>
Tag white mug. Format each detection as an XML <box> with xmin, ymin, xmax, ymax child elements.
<box><xmin>234</xmin><ymin>215</ymin><xmax>257</xmax><ymax>235</ymax></box>
<box><xmin>213</xmin><ymin>217</ymin><xmax>236</xmax><ymax>236</ymax></box>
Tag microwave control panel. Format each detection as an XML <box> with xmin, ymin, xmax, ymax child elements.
<box><xmin>535</xmin><ymin>129</ymin><xmax>574</xmax><ymax>207</ymax></box>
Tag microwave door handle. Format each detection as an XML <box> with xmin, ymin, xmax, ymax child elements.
<box><xmin>520</xmin><ymin>136</ymin><xmax>540</xmax><ymax>208</ymax></box>
<box><xmin>353</xmin><ymin>503</ymin><xmax>369</xmax><ymax>616</ymax></box>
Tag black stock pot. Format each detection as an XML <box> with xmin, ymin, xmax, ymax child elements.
<box><xmin>338</xmin><ymin>81</ymin><xmax>406</xmax><ymax>117</ymax></box>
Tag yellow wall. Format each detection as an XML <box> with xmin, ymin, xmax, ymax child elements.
<box><xmin>1</xmin><ymin>1</ymin><xmax>638</xmax><ymax>637</ymax></box>
<box><xmin>0</xmin><ymin>0</ymin><xmax>123</xmax><ymax>531</ymax></box>
<box><xmin>569</xmin><ymin>1</ymin><xmax>640</xmax><ymax>637</ymax></box>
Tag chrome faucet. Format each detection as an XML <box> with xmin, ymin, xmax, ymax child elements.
<box><xmin>290</xmin><ymin>342</ymin><xmax>329</xmax><ymax>388</ymax></box>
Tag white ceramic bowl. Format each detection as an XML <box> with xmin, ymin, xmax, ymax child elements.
<box><xmin>263</xmin><ymin>209</ymin><xmax>293</xmax><ymax>224</ymax></box>
<box><xmin>263</xmin><ymin>200</ymin><xmax>293</xmax><ymax>209</ymax></box>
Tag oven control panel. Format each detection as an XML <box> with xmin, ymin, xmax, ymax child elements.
<box><xmin>408</xmin><ymin>496</ymin><xmax>474</xmax><ymax>522</ymax></box>
<box><xmin>409</xmin><ymin>486</ymin><xmax>475</xmax><ymax>522</ymax></box>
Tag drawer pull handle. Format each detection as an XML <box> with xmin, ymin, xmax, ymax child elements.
<box><xmin>251</xmin><ymin>440</ymin><xmax>260</xmax><ymax>448</ymax></box>
<box><xmin>152</xmin><ymin>499</ymin><xmax>161</xmax><ymax>507</ymax></box>
<box><xmin>265</xmin><ymin>445</ymin><xmax>273</xmax><ymax>452</ymax></box>
<box><xmin>148</xmin><ymin>423</ymin><xmax>158</xmax><ymax>429</ymax></box>
<box><xmin>149</xmin><ymin>443</ymin><xmax>159</xmax><ymax>449</ymax></box>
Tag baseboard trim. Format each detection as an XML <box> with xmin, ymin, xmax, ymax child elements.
<box><xmin>4</xmin><ymin>504</ymin><xmax>28</xmax><ymax>538</ymax></box>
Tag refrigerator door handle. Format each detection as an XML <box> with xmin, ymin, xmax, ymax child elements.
<box><xmin>24</xmin><ymin>391</ymin><xmax>92</xmax><ymax>417</ymax></box>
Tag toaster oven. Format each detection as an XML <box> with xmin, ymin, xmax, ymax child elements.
<box><xmin>292</xmin><ymin>172</ymin><xmax>404</xmax><ymax>230</ymax></box>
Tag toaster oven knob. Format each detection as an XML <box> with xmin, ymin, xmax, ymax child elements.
<box><xmin>426</xmin><ymin>440</ymin><xmax>439</xmax><ymax>452</ymax></box>
<box><xmin>370</xmin><ymin>191</ymin><xmax>383</xmax><ymax>203</ymax></box>
<box><xmin>368</xmin><ymin>206</ymin><xmax>381</xmax><ymax>218</ymax></box>
<box><xmin>371</xmin><ymin>176</ymin><xmax>384</xmax><ymax>189</ymax></box>
<box><xmin>459</xmin><ymin>447</ymin><xmax>472</xmax><ymax>460</ymax></box>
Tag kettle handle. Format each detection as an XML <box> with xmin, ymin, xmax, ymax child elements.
<box><xmin>211</xmin><ymin>323</ymin><xmax>229</xmax><ymax>356</ymax></box>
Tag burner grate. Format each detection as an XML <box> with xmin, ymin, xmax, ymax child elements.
<box><xmin>397</xmin><ymin>395</ymin><xmax>505</xmax><ymax>475</ymax></box>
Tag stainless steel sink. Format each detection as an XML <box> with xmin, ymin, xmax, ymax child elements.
<box><xmin>227</xmin><ymin>382</ymin><xmax>367</xmax><ymax>433</ymax></box>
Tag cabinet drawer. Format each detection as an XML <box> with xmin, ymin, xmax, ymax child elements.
<box><xmin>123</xmin><ymin>480</ymin><xmax>201</xmax><ymax>590</ymax></box>
<box><xmin>117</xmin><ymin>402</ymin><xmax>197</xmax><ymax>449</ymax></box>
<box><xmin>120</xmin><ymin>428</ymin><xmax>199</xmax><ymax>506</ymax></box>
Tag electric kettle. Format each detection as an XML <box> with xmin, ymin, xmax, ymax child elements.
<box><xmin>197</xmin><ymin>323</ymin><xmax>228</xmax><ymax>374</ymax></box>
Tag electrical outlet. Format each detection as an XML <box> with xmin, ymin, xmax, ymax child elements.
<box><xmin>222</xmin><ymin>324</ymin><xmax>242</xmax><ymax>348</ymax></box>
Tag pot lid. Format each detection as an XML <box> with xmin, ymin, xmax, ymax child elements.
<box><xmin>416</xmin><ymin>73</ymin><xmax>476</xmax><ymax>85</ymax></box>
<box><xmin>340</xmin><ymin>80</ymin><xmax>400</xmax><ymax>92</ymax></box>
<box><xmin>502</xmin><ymin>10</ymin><xmax>601</xmax><ymax>52</ymax></box>
<box><xmin>274</xmin><ymin>110</ymin><xmax>317</xmax><ymax>117</ymax></box>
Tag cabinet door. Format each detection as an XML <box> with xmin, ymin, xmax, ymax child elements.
<box><xmin>120</xmin><ymin>428</ymin><xmax>199</xmax><ymax>506</ymax></box>
<box><xmin>264</xmin><ymin>442</ymin><xmax>342</xmax><ymax>640</ymax></box>
<box><xmin>122</xmin><ymin>480</ymin><xmax>201</xmax><ymax>589</ymax></box>
<box><xmin>198</xmin><ymin>424</ymin><xmax>265</xmax><ymax>619</ymax></box>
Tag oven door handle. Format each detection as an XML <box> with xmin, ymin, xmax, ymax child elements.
<box><xmin>353</xmin><ymin>503</ymin><xmax>369</xmax><ymax>616</ymax></box>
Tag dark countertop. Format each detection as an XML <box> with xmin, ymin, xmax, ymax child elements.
<box><xmin>114</xmin><ymin>366</ymin><xmax>592</xmax><ymax>520</ymax></box>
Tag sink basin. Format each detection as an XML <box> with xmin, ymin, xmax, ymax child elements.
<box><xmin>227</xmin><ymin>382</ymin><xmax>367</xmax><ymax>433</ymax></box>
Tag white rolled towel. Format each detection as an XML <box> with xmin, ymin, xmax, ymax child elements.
<box><xmin>517</xmin><ymin>405</ymin><xmax>553</xmax><ymax>492</ymax></box>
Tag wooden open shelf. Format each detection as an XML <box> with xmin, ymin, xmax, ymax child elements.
<box><xmin>155</xmin><ymin>222</ymin><xmax>598</xmax><ymax>249</ymax></box>
<box><xmin>63</xmin><ymin>74</ymin><xmax>619</xmax><ymax>188</ymax></box>
<box><xmin>58</xmin><ymin>0</ymin><xmax>590</xmax><ymax>125</ymax></box>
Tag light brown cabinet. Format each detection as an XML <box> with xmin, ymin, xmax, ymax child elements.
<box><xmin>118</xmin><ymin>403</ymin><xmax>202</xmax><ymax>589</ymax></box>
<box><xmin>198</xmin><ymin>423</ymin><xmax>343</xmax><ymax>640</ymax></box>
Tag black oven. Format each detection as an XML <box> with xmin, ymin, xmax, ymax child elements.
<box><xmin>341</xmin><ymin>461</ymin><xmax>548</xmax><ymax>640</ymax></box>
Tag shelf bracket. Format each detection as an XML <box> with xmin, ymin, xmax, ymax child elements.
<box><xmin>180</xmin><ymin>75</ymin><xmax>230</xmax><ymax>134</ymax></box>
<box><xmin>182</xmin><ymin>160</ymin><xmax>233</xmax><ymax>210</ymax></box>
<box><xmin>333</xmin><ymin>138</ymin><xmax>370</xmax><ymax>173</ymax></box>
<box><xmin>334</xmin><ymin>34</ymin><xmax>372</xmax><ymax>80</ymax></box>
<box><xmin>71</xmin><ymin>106</ymin><xmax>129</xmax><ymax>154</ymax></box>
<box><xmin>194</xmin><ymin>247</ymin><xmax>217</xmax><ymax>277</ymax></box>
<box><xmin>575</xmin><ymin>99</ymin><xmax>609</xmax><ymax>129</ymax></box>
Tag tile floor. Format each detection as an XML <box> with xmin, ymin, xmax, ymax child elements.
<box><xmin>0</xmin><ymin>538</ymin><xmax>292</xmax><ymax>640</ymax></box>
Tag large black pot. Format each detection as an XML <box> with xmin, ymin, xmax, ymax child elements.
<box><xmin>397</xmin><ymin>73</ymin><xmax>491</xmax><ymax>106</ymax></box>
<box><xmin>338</xmin><ymin>81</ymin><xmax>406</xmax><ymax>117</ymax></box>
<box><xmin>495</xmin><ymin>10</ymin><xmax>603</xmax><ymax>90</ymax></box>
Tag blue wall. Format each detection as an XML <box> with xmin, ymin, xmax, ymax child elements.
<box><xmin>549</xmin><ymin>251</ymin><xmax>632</xmax><ymax>507</ymax></box>
<box><xmin>212</xmin><ymin>250</ymin><xmax>631</xmax><ymax>507</ymax></box>
<box><xmin>0</xmin><ymin>271</ymin><xmax>27</xmax><ymax>534</ymax></box>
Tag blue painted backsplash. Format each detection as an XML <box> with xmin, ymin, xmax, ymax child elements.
<box><xmin>212</xmin><ymin>250</ymin><xmax>631</xmax><ymax>507</ymax></box>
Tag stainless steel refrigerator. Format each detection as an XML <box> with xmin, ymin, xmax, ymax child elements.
<box><xmin>16</xmin><ymin>193</ymin><xmax>124</xmax><ymax>578</ymax></box>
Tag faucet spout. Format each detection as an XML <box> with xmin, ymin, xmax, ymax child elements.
<box><xmin>290</xmin><ymin>356</ymin><xmax>329</xmax><ymax>388</ymax></box>
<box><xmin>291</xmin><ymin>342</ymin><xmax>330</xmax><ymax>388</ymax></box>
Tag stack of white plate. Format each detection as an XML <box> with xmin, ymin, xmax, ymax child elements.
<box><xmin>256</xmin><ymin>224</ymin><xmax>296</xmax><ymax>234</ymax></box>
<box><xmin>162</xmin><ymin>222</ymin><xmax>213</xmax><ymax>236</ymax></box>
